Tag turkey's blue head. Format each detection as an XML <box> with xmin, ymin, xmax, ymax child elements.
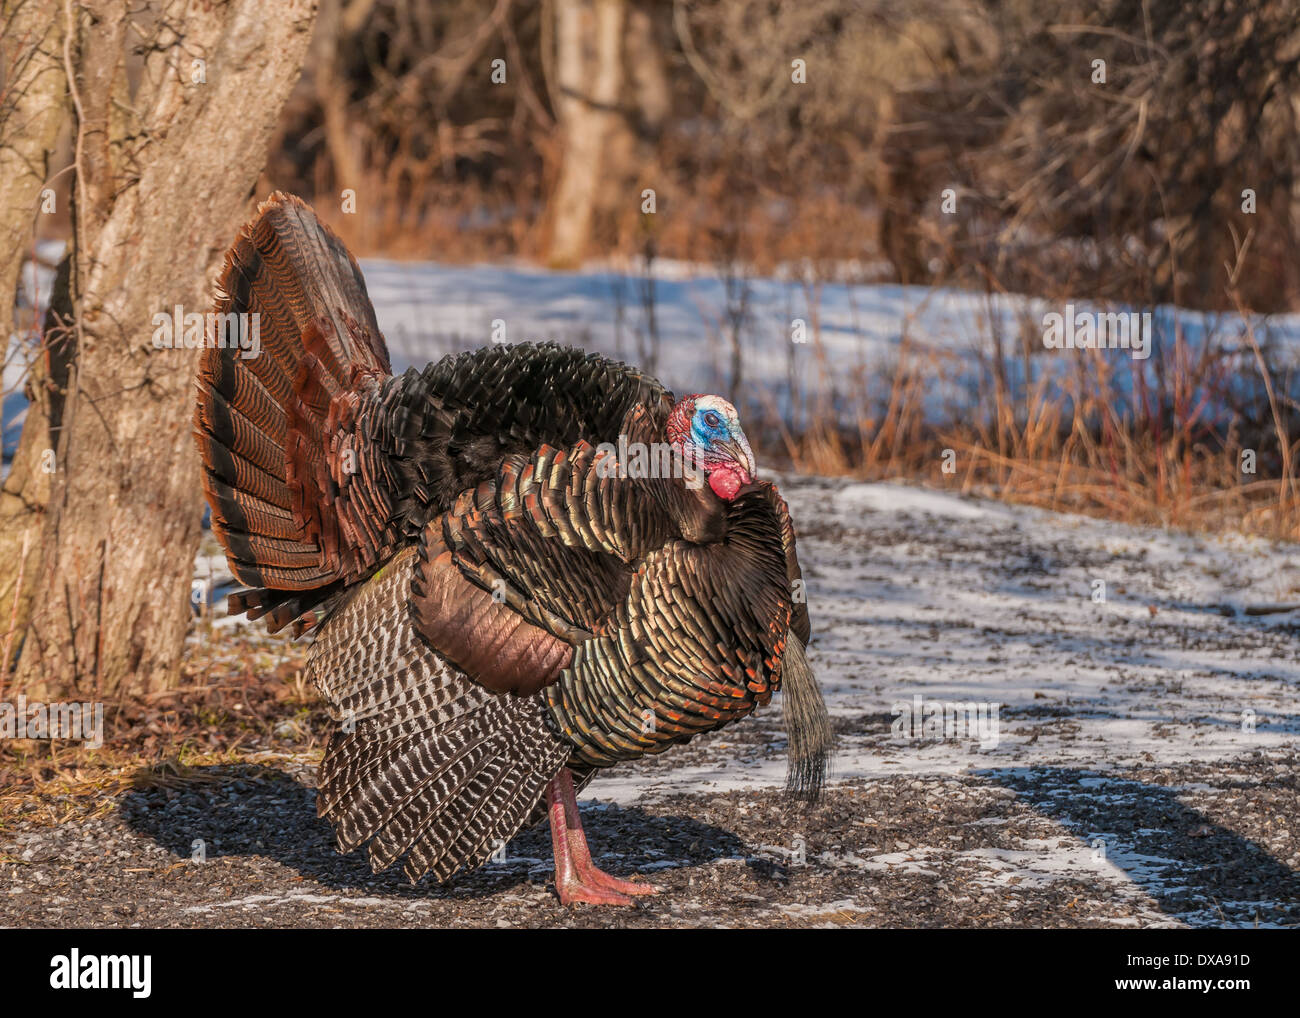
<box><xmin>667</xmin><ymin>394</ymin><xmax>757</xmax><ymax>501</ymax></box>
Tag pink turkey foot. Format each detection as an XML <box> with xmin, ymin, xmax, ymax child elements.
<box><xmin>546</xmin><ymin>768</ymin><xmax>660</xmax><ymax>906</ymax></box>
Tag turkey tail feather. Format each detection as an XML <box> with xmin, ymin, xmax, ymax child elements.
<box><xmin>309</xmin><ymin>548</ymin><xmax>571</xmax><ymax>883</ymax></box>
<box><xmin>782</xmin><ymin>635</ymin><xmax>834</xmax><ymax>801</ymax></box>
<box><xmin>194</xmin><ymin>192</ymin><xmax>392</xmax><ymax>627</ymax></box>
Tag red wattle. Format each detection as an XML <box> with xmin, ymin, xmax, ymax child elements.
<box><xmin>708</xmin><ymin>467</ymin><xmax>743</xmax><ymax>501</ymax></box>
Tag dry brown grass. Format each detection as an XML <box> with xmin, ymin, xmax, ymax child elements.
<box><xmin>0</xmin><ymin>635</ymin><xmax>316</xmax><ymax>834</ymax></box>
<box><xmin>761</xmin><ymin>311</ymin><xmax>1300</xmax><ymax>544</ymax></box>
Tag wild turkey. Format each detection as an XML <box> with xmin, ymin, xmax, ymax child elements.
<box><xmin>193</xmin><ymin>193</ymin><xmax>831</xmax><ymax>905</ymax></box>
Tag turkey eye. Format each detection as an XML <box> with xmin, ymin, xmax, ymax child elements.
<box><xmin>703</xmin><ymin>411</ymin><xmax>722</xmax><ymax>429</ymax></box>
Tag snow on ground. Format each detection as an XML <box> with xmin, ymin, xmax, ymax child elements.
<box><xmin>9</xmin><ymin>249</ymin><xmax>1300</xmax><ymax>461</ymax></box>
<box><xmin>804</xmin><ymin>479</ymin><xmax>1299</xmax><ymax>769</ymax></box>
<box><xmin>358</xmin><ymin>257</ymin><xmax>1300</xmax><ymax>377</ymax></box>
<box><xmin>360</xmin><ymin>256</ymin><xmax>1300</xmax><ymax>426</ymax></box>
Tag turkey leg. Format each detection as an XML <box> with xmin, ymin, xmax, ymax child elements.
<box><xmin>546</xmin><ymin>768</ymin><xmax>659</xmax><ymax>905</ymax></box>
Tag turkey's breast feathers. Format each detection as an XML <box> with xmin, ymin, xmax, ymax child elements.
<box><xmin>397</xmin><ymin>425</ymin><xmax>797</xmax><ymax>766</ymax></box>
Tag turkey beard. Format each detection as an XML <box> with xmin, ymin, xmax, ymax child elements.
<box><xmin>781</xmin><ymin>635</ymin><xmax>834</xmax><ymax>801</ymax></box>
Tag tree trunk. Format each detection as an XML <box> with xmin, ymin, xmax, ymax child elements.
<box><xmin>9</xmin><ymin>0</ymin><xmax>318</xmax><ymax>699</ymax></box>
<box><xmin>310</xmin><ymin>0</ymin><xmax>368</xmax><ymax>199</ymax></box>
<box><xmin>547</xmin><ymin>0</ymin><xmax>626</xmax><ymax>267</ymax></box>
<box><xmin>597</xmin><ymin>1</ymin><xmax>668</xmax><ymax>231</ymax></box>
<box><xmin>0</xmin><ymin>0</ymin><xmax>66</xmax><ymax>344</ymax></box>
<box><xmin>0</xmin><ymin>0</ymin><xmax>68</xmax><ymax>676</ymax></box>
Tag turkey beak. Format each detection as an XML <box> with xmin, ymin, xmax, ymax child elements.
<box><xmin>716</xmin><ymin>433</ymin><xmax>756</xmax><ymax>484</ymax></box>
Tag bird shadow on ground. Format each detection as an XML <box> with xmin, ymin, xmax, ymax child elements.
<box><xmin>119</xmin><ymin>763</ymin><xmax>749</xmax><ymax>900</ymax></box>
<box><xmin>981</xmin><ymin>766</ymin><xmax>1300</xmax><ymax>927</ymax></box>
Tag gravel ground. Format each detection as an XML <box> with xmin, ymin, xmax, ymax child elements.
<box><xmin>2</xmin><ymin>752</ymin><xmax>1295</xmax><ymax>928</ymax></box>
<box><xmin>2</xmin><ymin>478</ymin><xmax>1297</xmax><ymax>928</ymax></box>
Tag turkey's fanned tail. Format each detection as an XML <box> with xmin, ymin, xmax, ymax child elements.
<box><xmin>194</xmin><ymin>191</ymin><xmax>392</xmax><ymax>632</ymax></box>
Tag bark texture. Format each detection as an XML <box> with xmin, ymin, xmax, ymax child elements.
<box><xmin>547</xmin><ymin>0</ymin><xmax>627</xmax><ymax>267</ymax></box>
<box><xmin>0</xmin><ymin>0</ymin><xmax>69</xmax><ymax>679</ymax></box>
